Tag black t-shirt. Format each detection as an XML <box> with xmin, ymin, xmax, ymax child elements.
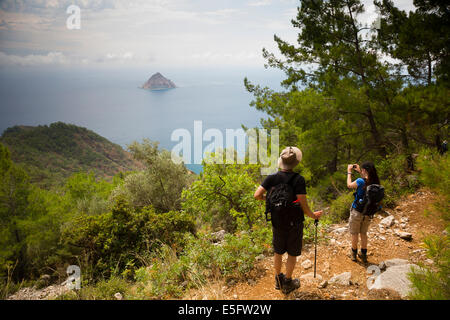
<box><xmin>261</xmin><ymin>171</ymin><xmax>307</xmax><ymax>196</ymax></box>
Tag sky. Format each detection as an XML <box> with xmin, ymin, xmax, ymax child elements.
<box><xmin>0</xmin><ymin>0</ymin><xmax>416</xmax><ymax>69</ymax></box>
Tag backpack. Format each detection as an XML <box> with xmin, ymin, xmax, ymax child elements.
<box><xmin>265</xmin><ymin>173</ymin><xmax>303</xmax><ymax>229</ymax></box>
<box><xmin>354</xmin><ymin>184</ymin><xmax>385</xmax><ymax>217</ymax></box>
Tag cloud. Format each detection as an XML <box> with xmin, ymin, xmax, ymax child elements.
<box><xmin>247</xmin><ymin>0</ymin><xmax>272</xmax><ymax>7</ymax></box>
<box><xmin>0</xmin><ymin>51</ymin><xmax>71</xmax><ymax>66</ymax></box>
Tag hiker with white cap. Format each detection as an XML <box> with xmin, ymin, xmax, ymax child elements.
<box><xmin>254</xmin><ymin>146</ymin><xmax>322</xmax><ymax>294</ymax></box>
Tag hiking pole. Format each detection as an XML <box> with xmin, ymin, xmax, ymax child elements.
<box><xmin>314</xmin><ymin>219</ymin><xmax>318</xmax><ymax>278</ymax></box>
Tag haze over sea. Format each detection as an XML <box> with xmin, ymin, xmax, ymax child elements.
<box><xmin>0</xmin><ymin>66</ymin><xmax>285</xmax><ymax>173</ymax></box>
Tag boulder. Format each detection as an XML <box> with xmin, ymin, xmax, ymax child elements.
<box><xmin>383</xmin><ymin>258</ymin><xmax>409</xmax><ymax>268</ymax></box>
<box><xmin>329</xmin><ymin>272</ymin><xmax>352</xmax><ymax>286</ymax></box>
<box><xmin>380</xmin><ymin>215</ymin><xmax>395</xmax><ymax>228</ymax></box>
<box><xmin>211</xmin><ymin>230</ymin><xmax>226</xmax><ymax>243</ymax></box>
<box><xmin>368</xmin><ymin>263</ymin><xmax>420</xmax><ymax>299</ymax></box>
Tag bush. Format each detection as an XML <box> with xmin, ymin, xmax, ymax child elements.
<box><xmin>416</xmin><ymin>149</ymin><xmax>450</xmax><ymax>221</ymax></box>
<box><xmin>61</xmin><ymin>197</ymin><xmax>196</xmax><ymax>280</ymax></box>
<box><xmin>328</xmin><ymin>192</ymin><xmax>354</xmax><ymax>222</ymax></box>
<box><xmin>408</xmin><ymin>149</ymin><xmax>449</xmax><ymax>300</ymax></box>
<box><xmin>182</xmin><ymin>159</ymin><xmax>264</xmax><ymax>233</ymax></box>
<box><xmin>408</xmin><ymin>233</ymin><xmax>450</xmax><ymax>300</ymax></box>
<box><xmin>57</xmin><ymin>276</ymin><xmax>132</xmax><ymax>300</ymax></box>
<box><xmin>132</xmin><ymin>224</ymin><xmax>272</xmax><ymax>299</ymax></box>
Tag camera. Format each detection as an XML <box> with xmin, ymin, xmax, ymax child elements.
<box><xmin>352</xmin><ymin>164</ymin><xmax>357</xmax><ymax>169</ymax></box>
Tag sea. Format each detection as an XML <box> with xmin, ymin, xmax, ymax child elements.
<box><xmin>0</xmin><ymin>65</ymin><xmax>285</xmax><ymax>173</ymax></box>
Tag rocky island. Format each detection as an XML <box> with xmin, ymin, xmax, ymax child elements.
<box><xmin>141</xmin><ymin>72</ymin><xmax>176</xmax><ymax>90</ymax></box>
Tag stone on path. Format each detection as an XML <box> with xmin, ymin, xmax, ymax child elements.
<box><xmin>300</xmin><ymin>272</ymin><xmax>323</xmax><ymax>282</ymax></box>
<box><xmin>380</xmin><ymin>215</ymin><xmax>395</xmax><ymax>228</ymax></box>
<box><xmin>329</xmin><ymin>272</ymin><xmax>352</xmax><ymax>286</ymax></box>
<box><xmin>368</xmin><ymin>263</ymin><xmax>420</xmax><ymax>299</ymax></box>
<box><xmin>301</xmin><ymin>259</ymin><xmax>313</xmax><ymax>269</ymax></box>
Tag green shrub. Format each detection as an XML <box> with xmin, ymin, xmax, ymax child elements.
<box><xmin>408</xmin><ymin>233</ymin><xmax>450</xmax><ymax>300</ymax></box>
<box><xmin>57</xmin><ymin>276</ymin><xmax>132</xmax><ymax>300</ymax></box>
<box><xmin>408</xmin><ymin>149</ymin><xmax>449</xmax><ymax>300</ymax></box>
<box><xmin>416</xmin><ymin>149</ymin><xmax>450</xmax><ymax>221</ymax></box>
<box><xmin>328</xmin><ymin>192</ymin><xmax>354</xmax><ymax>222</ymax></box>
<box><xmin>61</xmin><ymin>197</ymin><xmax>196</xmax><ymax>280</ymax></box>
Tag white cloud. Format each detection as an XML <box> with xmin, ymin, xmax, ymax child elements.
<box><xmin>0</xmin><ymin>51</ymin><xmax>70</xmax><ymax>66</ymax></box>
<box><xmin>247</xmin><ymin>0</ymin><xmax>272</xmax><ymax>7</ymax></box>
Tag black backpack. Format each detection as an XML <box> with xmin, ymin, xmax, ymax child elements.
<box><xmin>265</xmin><ymin>173</ymin><xmax>304</xmax><ymax>229</ymax></box>
<box><xmin>354</xmin><ymin>184</ymin><xmax>385</xmax><ymax>217</ymax></box>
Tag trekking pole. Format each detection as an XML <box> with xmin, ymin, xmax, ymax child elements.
<box><xmin>314</xmin><ymin>219</ymin><xmax>318</xmax><ymax>278</ymax></box>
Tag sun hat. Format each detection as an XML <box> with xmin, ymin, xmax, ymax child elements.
<box><xmin>278</xmin><ymin>146</ymin><xmax>302</xmax><ymax>170</ymax></box>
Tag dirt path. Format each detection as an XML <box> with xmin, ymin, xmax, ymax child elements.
<box><xmin>185</xmin><ymin>188</ymin><xmax>445</xmax><ymax>300</ymax></box>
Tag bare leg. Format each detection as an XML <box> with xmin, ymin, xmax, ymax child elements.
<box><xmin>274</xmin><ymin>253</ymin><xmax>282</xmax><ymax>275</ymax></box>
<box><xmin>285</xmin><ymin>255</ymin><xmax>297</xmax><ymax>279</ymax></box>
<box><xmin>351</xmin><ymin>233</ymin><xmax>359</xmax><ymax>250</ymax></box>
<box><xmin>360</xmin><ymin>233</ymin><xmax>368</xmax><ymax>249</ymax></box>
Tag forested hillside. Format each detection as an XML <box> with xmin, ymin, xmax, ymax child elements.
<box><xmin>0</xmin><ymin>122</ymin><xmax>143</xmax><ymax>188</ymax></box>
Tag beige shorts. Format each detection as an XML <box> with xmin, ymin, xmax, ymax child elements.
<box><xmin>349</xmin><ymin>207</ymin><xmax>371</xmax><ymax>235</ymax></box>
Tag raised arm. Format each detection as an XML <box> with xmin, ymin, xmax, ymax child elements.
<box><xmin>347</xmin><ymin>164</ymin><xmax>358</xmax><ymax>189</ymax></box>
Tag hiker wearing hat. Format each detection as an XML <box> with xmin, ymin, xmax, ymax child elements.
<box><xmin>254</xmin><ymin>146</ymin><xmax>322</xmax><ymax>294</ymax></box>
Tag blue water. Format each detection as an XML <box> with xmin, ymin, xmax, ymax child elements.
<box><xmin>0</xmin><ymin>66</ymin><xmax>285</xmax><ymax>173</ymax></box>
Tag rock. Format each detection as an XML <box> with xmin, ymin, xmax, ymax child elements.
<box><xmin>247</xmin><ymin>279</ymin><xmax>257</xmax><ymax>286</ymax></box>
<box><xmin>329</xmin><ymin>272</ymin><xmax>352</xmax><ymax>286</ymax></box>
<box><xmin>379</xmin><ymin>236</ymin><xmax>386</xmax><ymax>241</ymax></box>
<box><xmin>141</xmin><ymin>72</ymin><xmax>176</xmax><ymax>90</ymax></box>
<box><xmin>255</xmin><ymin>254</ymin><xmax>265</xmax><ymax>262</ymax></box>
<box><xmin>368</xmin><ymin>264</ymin><xmax>420</xmax><ymax>299</ymax></box>
<box><xmin>114</xmin><ymin>292</ymin><xmax>123</xmax><ymax>300</ymax></box>
<box><xmin>383</xmin><ymin>258</ymin><xmax>409</xmax><ymax>268</ymax></box>
<box><xmin>380</xmin><ymin>216</ymin><xmax>395</xmax><ymax>228</ymax></box>
<box><xmin>425</xmin><ymin>259</ymin><xmax>433</xmax><ymax>265</ymax></box>
<box><xmin>332</xmin><ymin>226</ymin><xmax>348</xmax><ymax>235</ymax></box>
<box><xmin>211</xmin><ymin>230</ymin><xmax>226</xmax><ymax>243</ymax></box>
<box><xmin>300</xmin><ymin>272</ymin><xmax>323</xmax><ymax>282</ymax></box>
<box><xmin>301</xmin><ymin>259</ymin><xmax>313</xmax><ymax>270</ymax></box>
<box><xmin>398</xmin><ymin>232</ymin><xmax>413</xmax><ymax>241</ymax></box>
<box><xmin>318</xmin><ymin>280</ymin><xmax>328</xmax><ymax>289</ymax></box>
<box><xmin>40</xmin><ymin>274</ymin><xmax>51</xmax><ymax>281</ymax></box>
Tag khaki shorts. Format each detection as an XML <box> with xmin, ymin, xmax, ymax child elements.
<box><xmin>349</xmin><ymin>207</ymin><xmax>371</xmax><ymax>235</ymax></box>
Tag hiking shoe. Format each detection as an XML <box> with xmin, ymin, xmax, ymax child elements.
<box><xmin>275</xmin><ymin>273</ymin><xmax>285</xmax><ymax>290</ymax></box>
<box><xmin>350</xmin><ymin>249</ymin><xmax>357</xmax><ymax>262</ymax></box>
<box><xmin>358</xmin><ymin>251</ymin><xmax>368</xmax><ymax>264</ymax></box>
<box><xmin>282</xmin><ymin>278</ymin><xmax>300</xmax><ymax>294</ymax></box>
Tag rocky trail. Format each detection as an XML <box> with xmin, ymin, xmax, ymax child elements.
<box><xmin>185</xmin><ymin>188</ymin><xmax>446</xmax><ymax>300</ymax></box>
<box><xmin>7</xmin><ymin>188</ymin><xmax>446</xmax><ymax>300</ymax></box>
